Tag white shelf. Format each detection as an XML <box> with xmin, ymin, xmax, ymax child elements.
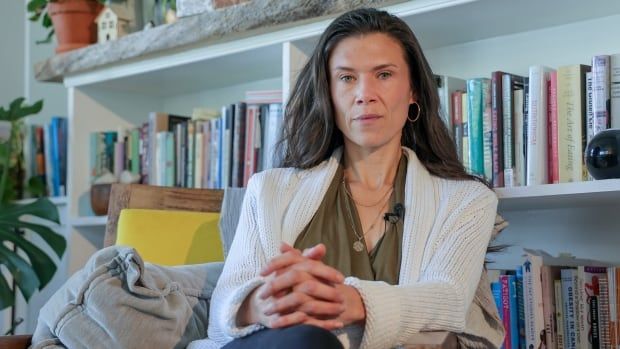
<box><xmin>63</xmin><ymin>0</ymin><xmax>620</xmax><ymax>96</ymax></box>
<box><xmin>496</xmin><ymin>179</ymin><xmax>620</xmax><ymax>211</ymax></box>
<box><xmin>14</xmin><ymin>196</ymin><xmax>68</xmax><ymax>206</ymax></box>
<box><xmin>70</xmin><ymin>216</ymin><xmax>108</xmax><ymax>227</ymax></box>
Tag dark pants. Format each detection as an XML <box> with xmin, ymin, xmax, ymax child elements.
<box><xmin>222</xmin><ymin>324</ymin><xmax>344</xmax><ymax>349</ymax></box>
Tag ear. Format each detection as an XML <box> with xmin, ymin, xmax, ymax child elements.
<box><xmin>409</xmin><ymin>90</ymin><xmax>416</xmax><ymax>104</ymax></box>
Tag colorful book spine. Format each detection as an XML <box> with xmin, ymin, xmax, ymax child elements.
<box><xmin>562</xmin><ymin>268</ymin><xmax>578</xmax><ymax>349</ymax></box>
<box><xmin>501</xmin><ymin>275</ymin><xmax>513</xmax><ymax>349</ymax></box>
<box><xmin>592</xmin><ymin>55</ymin><xmax>611</xmax><ymax>135</ymax></box>
<box><xmin>527</xmin><ymin>65</ymin><xmax>554</xmax><ymax>186</ymax></box>
<box><xmin>462</xmin><ymin>93</ymin><xmax>469</xmax><ymax>172</ymax></box>
<box><xmin>516</xmin><ymin>267</ymin><xmax>527</xmax><ymax>349</ymax></box>
<box><xmin>548</xmin><ymin>71</ymin><xmax>559</xmax><ymax>184</ymax></box>
<box><xmin>557</xmin><ymin>65</ymin><xmax>590</xmax><ymax>183</ymax></box>
<box><xmin>467</xmin><ymin>79</ymin><xmax>485</xmax><ymax>176</ymax></box>
<box><xmin>231</xmin><ymin>102</ymin><xmax>247</xmax><ymax>188</ymax></box>
<box><xmin>556</xmin><ymin>279</ymin><xmax>566</xmax><ymax>349</ymax></box>
<box><xmin>452</xmin><ymin>91</ymin><xmax>464</xmax><ymax>163</ymax></box>
<box><xmin>513</xmin><ymin>89</ymin><xmax>525</xmax><ymax>187</ymax></box>
<box><xmin>482</xmin><ymin>78</ymin><xmax>493</xmax><ymax>182</ymax></box>
<box><xmin>491</xmin><ymin>71</ymin><xmax>505</xmax><ymax>188</ymax></box>
<box><xmin>611</xmin><ymin>54</ymin><xmax>620</xmax><ymax>129</ymax></box>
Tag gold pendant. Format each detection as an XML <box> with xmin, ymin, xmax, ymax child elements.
<box><xmin>353</xmin><ymin>240</ymin><xmax>365</xmax><ymax>252</ymax></box>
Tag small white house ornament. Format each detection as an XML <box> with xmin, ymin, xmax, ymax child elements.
<box><xmin>96</xmin><ymin>7</ymin><xmax>119</xmax><ymax>43</ymax></box>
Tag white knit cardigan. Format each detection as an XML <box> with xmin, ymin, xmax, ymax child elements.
<box><xmin>193</xmin><ymin>147</ymin><xmax>499</xmax><ymax>349</ymax></box>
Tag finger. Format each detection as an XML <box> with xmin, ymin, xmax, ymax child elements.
<box><xmin>299</xmin><ymin>300</ymin><xmax>345</xmax><ymax>317</ymax></box>
<box><xmin>290</xmin><ymin>260</ymin><xmax>344</xmax><ymax>285</ymax></box>
<box><xmin>294</xmin><ymin>279</ymin><xmax>344</xmax><ymax>303</ymax></box>
<box><xmin>264</xmin><ymin>292</ymin><xmax>310</xmax><ymax>316</ymax></box>
<box><xmin>260</xmin><ymin>251</ymin><xmax>304</xmax><ymax>276</ymax></box>
<box><xmin>302</xmin><ymin>243</ymin><xmax>326</xmax><ymax>260</ymax></box>
<box><xmin>302</xmin><ymin>317</ymin><xmax>344</xmax><ymax>331</ymax></box>
<box><xmin>260</xmin><ymin>268</ymin><xmax>343</xmax><ymax>300</ymax></box>
<box><xmin>280</xmin><ymin>242</ymin><xmax>301</xmax><ymax>254</ymax></box>
<box><xmin>259</xmin><ymin>269</ymin><xmax>305</xmax><ymax>299</ymax></box>
<box><xmin>268</xmin><ymin>311</ymin><xmax>308</xmax><ymax>329</ymax></box>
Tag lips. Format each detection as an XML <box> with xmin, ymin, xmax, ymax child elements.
<box><xmin>354</xmin><ymin>114</ymin><xmax>382</xmax><ymax>120</ymax></box>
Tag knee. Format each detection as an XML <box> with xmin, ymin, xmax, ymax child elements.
<box><xmin>280</xmin><ymin>325</ymin><xmax>343</xmax><ymax>349</ymax></box>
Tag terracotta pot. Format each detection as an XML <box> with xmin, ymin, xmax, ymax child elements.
<box><xmin>90</xmin><ymin>183</ymin><xmax>112</xmax><ymax>216</ymax></box>
<box><xmin>48</xmin><ymin>0</ymin><xmax>103</xmax><ymax>53</ymax></box>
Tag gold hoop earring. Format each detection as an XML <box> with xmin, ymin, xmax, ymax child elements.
<box><xmin>408</xmin><ymin>102</ymin><xmax>421</xmax><ymax>123</ymax></box>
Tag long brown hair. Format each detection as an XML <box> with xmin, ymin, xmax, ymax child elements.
<box><xmin>279</xmin><ymin>8</ymin><xmax>486</xmax><ymax>185</ymax></box>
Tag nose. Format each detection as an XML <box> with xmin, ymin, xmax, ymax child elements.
<box><xmin>355</xmin><ymin>75</ymin><xmax>378</xmax><ymax>105</ymax></box>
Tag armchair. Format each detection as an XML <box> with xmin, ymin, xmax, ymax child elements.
<box><xmin>0</xmin><ymin>184</ymin><xmax>456</xmax><ymax>348</ymax></box>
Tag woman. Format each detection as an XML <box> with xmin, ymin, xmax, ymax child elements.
<box><xmin>204</xmin><ymin>7</ymin><xmax>504</xmax><ymax>349</ymax></box>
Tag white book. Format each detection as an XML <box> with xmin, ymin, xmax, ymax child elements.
<box><xmin>611</xmin><ymin>54</ymin><xmax>620</xmax><ymax>129</ymax></box>
<box><xmin>194</xmin><ymin>131</ymin><xmax>203</xmax><ymax>189</ymax></box>
<box><xmin>586</xmin><ymin>72</ymin><xmax>594</xmax><ymax>146</ymax></box>
<box><xmin>592</xmin><ymin>55</ymin><xmax>611</xmax><ymax>135</ymax></box>
<box><xmin>436</xmin><ymin>75</ymin><xmax>466</xmax><ymax>133</ymax></box>
<box><xmin>262</xmin><ymin>103</ymin><xmax>283</xmax><ymax>170</ymax></box>
<box><xmin>527</xmin><ymin>65</ymin><xmax>554</xmax><ymax>186</ymax></box>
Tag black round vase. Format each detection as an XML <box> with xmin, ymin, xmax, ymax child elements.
<box><xmin>585</xmin><ymin>128</ymin><xmax>620</xmax><ymax>180</ymax></box>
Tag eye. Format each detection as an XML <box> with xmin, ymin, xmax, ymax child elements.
<box><xmin>378</xmin><ymin>71</ymin><xmax>392</xmax><ymax>79</ymax></box>
<box><xmin>339</xmin><ymin>75</ymin><xmax>354</xmax><ymax>82</ymax></box>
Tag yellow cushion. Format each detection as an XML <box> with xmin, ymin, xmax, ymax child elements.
<box><xmin>115</xmin><ymin>209</ymin><xmax>224</xmax><ymax>266</ymax></box>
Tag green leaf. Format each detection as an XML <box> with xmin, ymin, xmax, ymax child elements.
<box><xmin>42</xmin><ymin>13</ymin><xmax>52</xmax><ymax>29</ymax></box>
<box><xmin>0</xmin><ymin>229</ymin><xmax>58</xmax><ymax>290</ymax></box>
<box><xmin>27</xmin><ymin>0</ymin><xmax>48</xmax><ymax>13</ymax></box>
<box><xmin>0</xmin><ymin>198</ymin><xmax>60</xmax><ymax>225</ymax></box>
<box><xmin>0</xmin><ymin>244</ymin><xmax>40</xmax><ymax>301</ymax></box>
<box><xmin>27</xmin><ymin>176</ymin><xmax>47</xmax><ymax>197</ymax></box>
<box><xmin>0</xmin><ymin>199</ymin><xmax>65</xmax><ymax>258</ymax></box>
<box><xmin>0</xmin><ymin>273</ymin><xmax>14</xmax><ymax>311</ymax></box>
<box><xmin>10</xmin><ymin>99</ymin><xmax>44</xmax><ymax>122</ymax></box>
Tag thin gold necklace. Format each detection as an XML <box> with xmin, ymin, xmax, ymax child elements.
<box><xmin>342</xmin><ymin>178</ymin><xmax>393</xmax><ymax>208</ymax></box>
<box><xmin>342</xmin><ymin>180</ymin><xmax>390</xmax><ymax>252</ymax></box>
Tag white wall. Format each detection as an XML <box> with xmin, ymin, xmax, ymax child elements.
<box><xmin>0</xmin><ymin>1</ymin><xmax>25</xmax><ymax>106</ymax></box>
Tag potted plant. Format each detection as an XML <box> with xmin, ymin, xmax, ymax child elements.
<box><xmin>0</xmin><ymin>98</ymin><xmax>66</xmax><ymax>333</ymax></box>
<box><xmin>27</xmin><ymin>0</ymin><xmax>104</xmax><ymax>53</ymax></box>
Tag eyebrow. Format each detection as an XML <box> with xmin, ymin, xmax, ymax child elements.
<box><xmin>331</xmin><ymin>63</ymin><xmax>399</xmax><ymax>72</ymax></box>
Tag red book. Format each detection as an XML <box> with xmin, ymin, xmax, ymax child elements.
<box><xmin>500</xmin><ymin>275</ymin><xmax>512</xmax><ymax>349</ymax></box>
<box><xmin>548</xmin><ymin>71</ymin><xmax>559</xmax><ymax>184</ymax></box>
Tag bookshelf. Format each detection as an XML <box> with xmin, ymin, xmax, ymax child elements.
<box><xmin>47</xmin><ymin>0</ymin><xmax>620</xmax><ymax>273</ymax></box>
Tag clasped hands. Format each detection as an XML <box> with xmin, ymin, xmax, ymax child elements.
<box><xmin>237</xmin><ymin>243</ymin><xmax>365</xmax><ymax>330</ymax></box>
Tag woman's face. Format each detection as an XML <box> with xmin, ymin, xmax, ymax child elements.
<box><xmin>328</xmin><ymin>32</ymin><xmax>415</xmax><ymax>152</ymax></box>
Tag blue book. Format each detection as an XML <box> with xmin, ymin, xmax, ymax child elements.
<box><xmin>508</xmin><ymin>275</ymin><xmax>519</xmax><ymax>349</ymax></box>
<box><xmin>562</xmin><ymin>268</ymin><xmax>577</xmax><ymax>349</ymax></box>
<box><xmin>515</xmin><ymin>267</ymin><xmax>526</xmax><ymax>349</ymax></box>
<box><xmin>467</xmin><ymin>78</ymin><xmax>485</xmax><ymax>176</ymax></box>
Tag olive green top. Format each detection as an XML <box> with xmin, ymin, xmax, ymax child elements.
<box><xmin>294</xmin><ymin>155</ymin><xmax>407</xmax><ymax>285</ymax></box>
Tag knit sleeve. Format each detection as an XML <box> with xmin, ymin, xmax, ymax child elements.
<box><xmin>206</xmin><ymin>175</ymin><xmax>268</xmax><ymax>345</ymax></box>
<box><xmin>344</xmin><ymin>184</ymin><xmax>498</xmax><ymax>349</ymax></box>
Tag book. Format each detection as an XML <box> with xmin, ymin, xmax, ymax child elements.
<box><xmin>491</xmin><ymin>71</ymin><xmax>505</xmax><ymax>188</ymax></box>
<box><xmin>502</xmin><ymin>73</ymin><xmax>525</xmax><ymax>187</ymax></box>
<box><xmin>467</xmin><ymin>78</ymin><xmax>485</xmax><ymax>176</ymax></box>
<box><xmin>513</xmin><ymin>89</ymin><xmax>525</xmax><ymax>187</ymax></box>
<box><xmin>592</xmin><ymin>55</ymin><xmax>611</xmax><ymax>135</ymax></box>
<box><xmin>611</xmin><ymin>54</ymin><xmax>620</xmax><ymax>129</ymax></box>
<box><xmin>147</xmin><ymin>112</ymin><xmax>190</xmax><ymax>185</ymax></box>
<box><xmin>557</xmin><ymin>64</ymin><xmax>590</xmax><ymax>183</ymax></box>
<box><xmin>563</xmin><ymin>268</ymin><xmax>578</xmax><ymax>349</ymax></box>
<box><xmin>548</xmin><ymin>71</ymin><xmax>559</xmax><ymax>184</ymax></box>
<box><xmin>527</xmin><ymin>65</ymin><xmax>555</xmax><ymax>186</ymax></box>
<box><xmin>462</xmin><ymin>92</ymin><xmax>470</xmax><ymax>172</ymax></box>
<box><xmin>231</xmin><ymin>102</ymin><xmax>247</xmax><ymax>187</ymax></box>
<box><xmin>436</xmin><ymin>75</ymin><xmax>466</xmax><ymax>132</ymax></box>
<box><xmin>556</xmin><ymin>279</ymin><xmax>566</xmax><ymax>349</ymax></box>
<box><xmin>452</xmin><ymin>91</ymin><xmax>464</xmax><ymax>163</ymax></box>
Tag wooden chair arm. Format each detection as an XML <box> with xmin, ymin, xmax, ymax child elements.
<box><xmin>0</xmin><ymin>334</ymin><xmax>32</xmax><ymax>349</ymax></box>
<box><xmin>402</xmin><ymin>331</ymin><xmax>457</xmax><ymax>348</ymax></box>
